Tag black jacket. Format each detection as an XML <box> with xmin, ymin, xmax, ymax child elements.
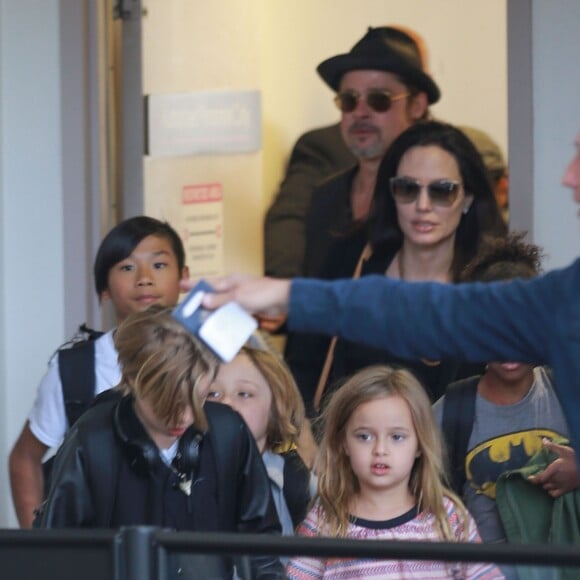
<box><xmin>264</xmin><ymin>122</ymin><xmax>355</xmax><ymax>278</ymax></box>
<box><xmin>286</xmin><ymin>232</ymin><xmax>484</xmax><ymax>416</ymax></box>
<box><xmin>302</xmin><ymin>166</ymin><xmax>358</xmax><ymax>278</ymax></box>
<box><xmin>36</xmin><ymin>392</ymin><xmax>285</xmax><ymax>579</ymax></box>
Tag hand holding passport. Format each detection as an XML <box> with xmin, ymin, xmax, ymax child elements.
<box><xmin>172</xmin><ymin>280</ymin><xmax>258</xmax><ymax>362</ymax></box>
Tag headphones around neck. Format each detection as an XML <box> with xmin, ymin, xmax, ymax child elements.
<box><xmin>113</xmin><ymin>395</ymin><xmax>205</xmax><ymax>478</ymax></box>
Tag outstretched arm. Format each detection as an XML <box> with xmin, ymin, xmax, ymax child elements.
<box><xmin>184</xmin><ymin>275</ymin><xmax>291</xmax><ymax>319</ymax></box>
<box><xmin>286</xmin><ymin>271</ymin><xmax>572</xmax><ymax>365</ymax></box>
<box><xmin>193</xmin><ymin>269</ymin><xmax>564</xmax><ymax>364</ymax></box>
<box><xmin>187</xmin><ymin>261</ymin><xmax>580</xmax><ymax>446</ymax></box>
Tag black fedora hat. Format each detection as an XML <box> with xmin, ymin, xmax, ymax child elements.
<box><xmin>317</xmin><ymin>26</ymin><xmax>440</xmax><ymax>104</ymax></box>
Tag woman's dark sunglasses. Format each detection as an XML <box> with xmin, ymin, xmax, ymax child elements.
<box><xmin>389</xmin><ymin>177</ymin><xmax>462</xmax><ymax>207</ymax></box>
<box><xmin>334</xmin><ymin>89</ymin><xmax>409</xmax><ymax>113</ymax></box>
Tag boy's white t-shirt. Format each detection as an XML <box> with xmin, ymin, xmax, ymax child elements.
<box><xmin>28</xmin><ymin>330</ymin><xmax>121</xmax><ymax>448</ymax></box>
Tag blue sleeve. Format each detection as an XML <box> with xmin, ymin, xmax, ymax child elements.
<box><xmin>288</xmin><ymin>261</ymin><xmax>579</xmax><ymax>366</ymax></box>
<box><xmin>288</xmin><ymin>260</ymin><xmax>580</xmax><ymax>449</ymax></box>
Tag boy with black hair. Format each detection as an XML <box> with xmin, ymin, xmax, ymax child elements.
<box><xmin>9</xmin><ymin>216</ymin><xmax>189</xmax><ymax>528</ymax></box>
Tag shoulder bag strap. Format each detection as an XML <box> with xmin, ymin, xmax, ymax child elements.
<box><xmin>58</xmin><ymin>340</ymin><xmax>97</xmax><ymax>428</ymax></box>
<box><xmin>313</xmin><ymin>243</ymin><xmax>372</xmax><ymax>411</ymax></box>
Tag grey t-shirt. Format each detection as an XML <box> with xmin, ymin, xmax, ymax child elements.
<box><xmin>434</xmin><ymin>366</ymin><xmax>569</xmax><ymax>543</ymax></box>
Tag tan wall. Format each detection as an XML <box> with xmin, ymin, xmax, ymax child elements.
<box><xmin>258</xmin><ymin>0</ymin><xmax>507</xmax><ymax>210</ymax></box>
<box><xmin>141</xmin><ymin>0</ymin><xmax>507</xmax><ymax>276</ymax></box>
<box><xmin>142</xmin><ymin>0</ymin><xmax>264</xmax><ymax>275</ymax></box>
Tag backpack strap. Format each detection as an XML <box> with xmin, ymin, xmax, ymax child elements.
<box><xmin>204</xmin><ymin>402</ymin><xmax>241</xmax><ymax>528</ymax></box>
<box><xmin>58</xmin><ymin>324</ymin><xmax>104</xmax><ymax>428</ymax></box>
<box><xmin>204</xmin><ymin>402</ymin><xmax>251</xmax><ymax>579</ymax></box>
<box><xmin>280</xmin><ymin>449</ymin><xmax>311</xmax><ymax>528</ymax></box>
<box><xmin>43</xmin><ymin>332</ymin><xmax>104</xmax><ymax>497</ymax></box>
<box><xmin>441</xmin><ymin>375</ymin><xmax>480</xmax><ymax>495</ymax></box>
<box><xmin>89</xmin><ymin>392</ymin><xmax>123</xmax><ymax>527</ymax></box>
<box><xmin>78</xmin><ymin>323</ymin><xmax>104</xmax><ymax>342</ymax></box>
<box><xmin>36</xmin><ymin>392</ymin><xmax>121</xmax><ymax>526</ymax></box>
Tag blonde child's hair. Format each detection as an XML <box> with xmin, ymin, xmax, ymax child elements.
<box><xmin>114</xmin><ymin>305</ymin><xmax>219</xmax><ymax>432</ymax></box>
<box><xmin>316</xmin><ymin>365</ymin><xmax>468</xmax><ymax>539</ymax></box>
<box><xmin>240</xmin><ymin>346</ymin><xmax>305</xmax><ymax>451</ymax></box>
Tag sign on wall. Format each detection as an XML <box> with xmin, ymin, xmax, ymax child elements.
<box><xmin>180</xmin><ymin>182</ymin><xmax>224</xmax><ymax>277</ymax></box>
<box><xmin>146</xmin><ymin>89</ymin><xmax>261</xmax><ymax>157</ymax></box>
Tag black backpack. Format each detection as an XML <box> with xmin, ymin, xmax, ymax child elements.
<box><xmin>57</xmin><ymin>323</ymin><xmax>104</xmax><ymax>428</ymax></box>
<box><xmin>43</xmin><ymin>324</ymin><xmax>104</xmax><ymax>494</ymax></box>
<box><xmin>441</xmin><ymin>376</ymin><xmax>479</xmax><ymax>495</ymax></box>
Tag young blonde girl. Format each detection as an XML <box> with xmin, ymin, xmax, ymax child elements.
<box><xmin>287</xmin><ymin>365</ymin><xmax>503</xmax><ymax>579</ymax></box>
<box><xmin>209</xmin><ymin>345</ymin><xmax>314</xmax><ymax>534</ymax></box>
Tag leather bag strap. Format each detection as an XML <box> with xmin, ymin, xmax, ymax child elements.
<box><xmin>312</xmin><ymin>243</ymin><xmax>372</xmax><ymax>411</ymax></box>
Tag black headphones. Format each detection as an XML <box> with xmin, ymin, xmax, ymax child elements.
<box><xmin>113</xmin><ymin>395</ymin><xmax>204</xmax><ymax>478</ymax></box>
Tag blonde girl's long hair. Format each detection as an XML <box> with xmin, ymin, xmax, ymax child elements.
<box><xmin>316</xmin><ymin>365</ymin><xmax>468</xmax><ymax>539</ymax></box>
<box><xmin>241</xmin><ymin>346</ymin><xmax>305</xmax><ymax>451</ymax></box>
<box><xmin>114</xmin><ymin>305</ymin><xmax>219</xmax><ymax>432</ymax></box>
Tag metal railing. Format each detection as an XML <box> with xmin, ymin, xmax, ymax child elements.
<box><xmin>1</xmin><ymin>527</ymin><xmax>578</xmax><ymax>579</ymax></box>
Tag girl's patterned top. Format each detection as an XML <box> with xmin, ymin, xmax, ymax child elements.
<box><xmin>286</xmin><ymin>497</ymin><xmax>504</xmax><ymax>579</ymax></box>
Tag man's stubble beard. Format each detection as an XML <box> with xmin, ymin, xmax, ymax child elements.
<box><xmin>348</xmin><ymin>140</ymin><xmax>388</xmax><ymax>160</ymax></box>
<box><xmin>345</xmin><ymin>122</ymin><xmax>390</xmax><ymax>161</ymax></box>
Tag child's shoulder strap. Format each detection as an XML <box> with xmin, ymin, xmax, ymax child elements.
<box><xmin>204</xmin><ymin>402</ymin><xmax>242</xmax><ymax>525</ymax></box>
<box><xmin>57</xmin><ymin>324</ymin><xmax>104</xmax><ymax>428</ymax></box>
<box><xmin>441</xmin><ymin>375</ymin><xmax>480</xmax><ymax>495</ymax></box>
<box><xmin>280</xmin><ymin>449</ymin><xmax>311</xmax><ymax>528</ymax></box>
<box><xmin>205</xmin><ymin>402</ymin><xmax>240</xmax><ymax>467</ymax></box>
<box><xmin>77</xmin><ymin>393</ymin><xmax>121</xmax><ymax>527</ymax></box>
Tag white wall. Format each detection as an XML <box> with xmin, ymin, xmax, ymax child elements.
<box><xmin>530</xmin><ymin>0</ymin><xmax>580</xmax><ymax>268</ymax></box>
<box><xmin>0</xmin><ymin>0</ymin><xmax>65</xmax><ymax>526</ymax></box>
<box><xmin>142</xmin><ymin>0</ymin><xmax>264</xmax><ymax>275</ymax></box>
<box><xmin>507</xmin><ymin>0</ymin><xmax>580</xmax><ymax>269</ymax></box>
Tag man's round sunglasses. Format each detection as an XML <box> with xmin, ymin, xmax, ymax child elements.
<box><xmin>389</xmin><ymin>177</ymin><xmax>462</xmax><ymax>207</ymax></box>
<box><xmin>334</xmin><ymin>89</ymin><xmax>410</xmax><ymax>114</ymax></box>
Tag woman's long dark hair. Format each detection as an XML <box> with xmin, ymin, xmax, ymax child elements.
<box><xmin>367</xmin><ymin>121</ymin><xmax>507</xmax><ymax>280</ymax></box>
